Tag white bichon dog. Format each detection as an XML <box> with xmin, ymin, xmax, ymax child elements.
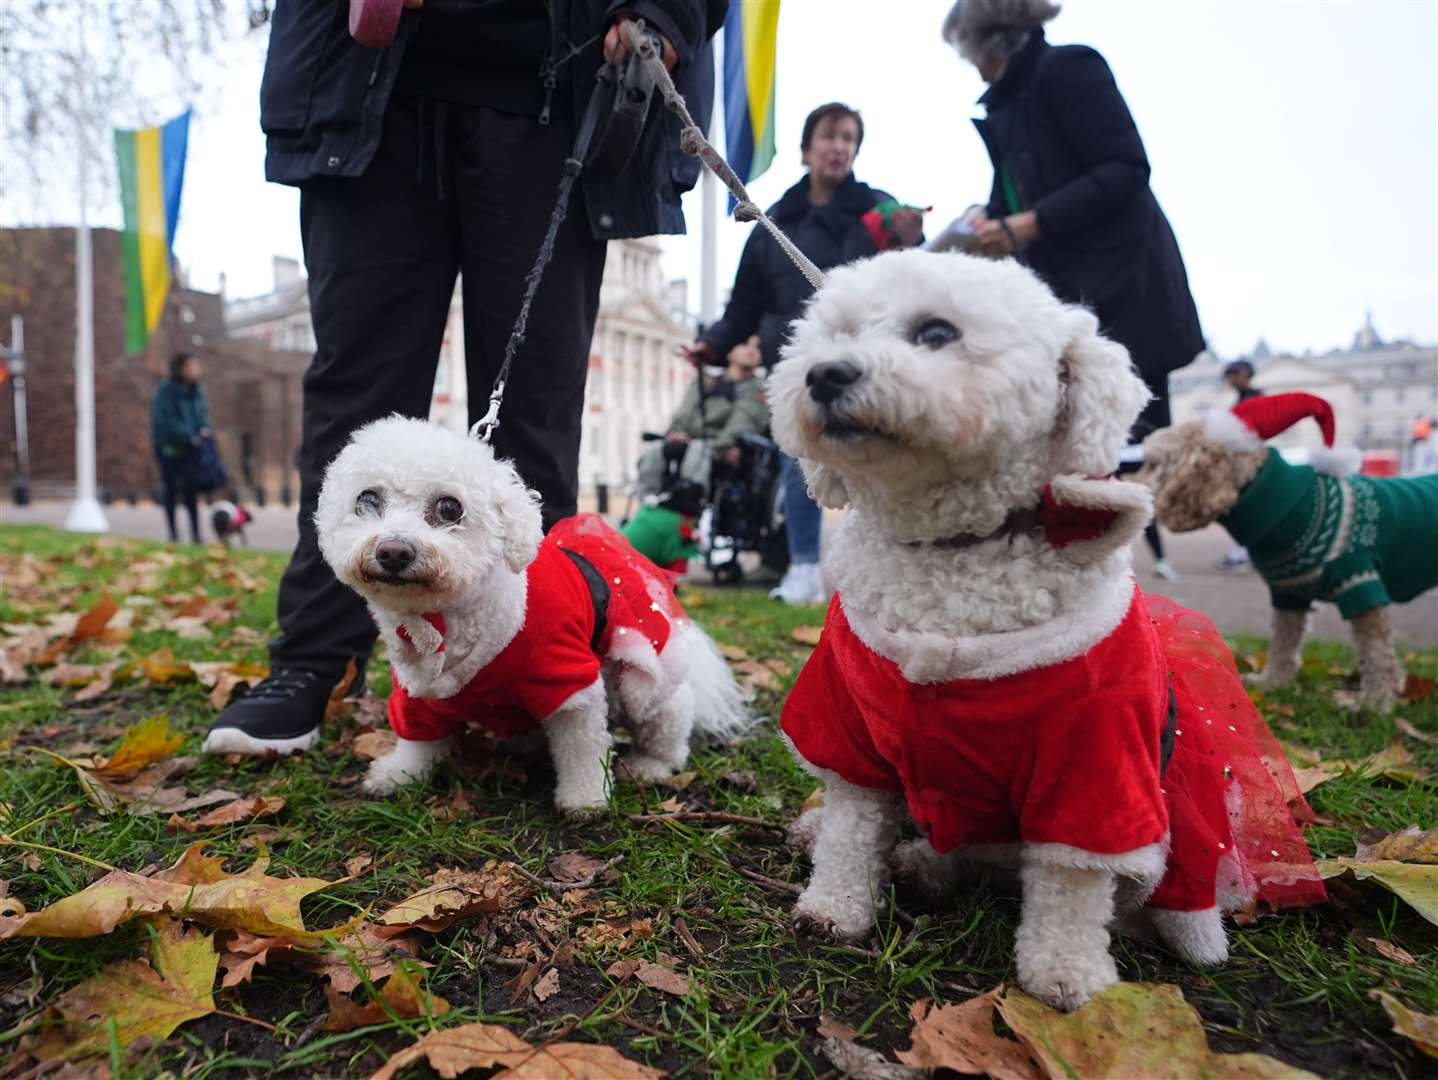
<box><xmin>768</xmin><ymin>250</ymin><xmax>1324</xmax><ymax>1010</ymax></box>
<box><xmin>313</xmin><ymin>416</ymin><xmax>749</xmax><ymax>814</ymax></box>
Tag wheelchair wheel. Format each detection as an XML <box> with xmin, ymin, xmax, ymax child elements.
<box><xmin>711</xmin><ymin>559</ymin><xmax>744</xmax><ymax>586</ymax></box>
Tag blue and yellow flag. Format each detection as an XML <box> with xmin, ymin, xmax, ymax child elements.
<box><xmin>115</xmin><ymin>110</ymin><xmax>190</xmax><ymax>355</ymax></box>
<box><xmin>723</xmin><ymin>1</ymin><xmax>780</xmax><ymax>212</ymax></box>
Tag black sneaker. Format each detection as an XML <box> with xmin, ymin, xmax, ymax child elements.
<box><xmin>201</xmin><ymin>666</ymin><xmax>362</xmax><ymax>756</ymax></box>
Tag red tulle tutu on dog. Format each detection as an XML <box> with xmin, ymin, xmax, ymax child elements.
<box><xmin>782</xmin><ymin>587</ymin><xmax>1326</xmax><ymax>915</ymax></box>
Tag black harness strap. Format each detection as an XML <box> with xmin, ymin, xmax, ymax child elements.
<box><xmin>561</xmin><ymin>548</ymin><xmax>611</xmax><ymax>653</ymax></box>
<box><xmin>1159</xmin><ymin>686</ymin><xmax>1178</xmax><ymax>775</ymax></box>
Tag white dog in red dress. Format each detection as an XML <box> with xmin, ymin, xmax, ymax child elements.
<box><xmin>768</xmin><ymin>251</ymin><xmax>1324</xmax><ymax>1010</ymax></box>
<box><xmin>314</xmin><ymin>417</ymin><xmax>749</xmax><ymax>814</ymax></box>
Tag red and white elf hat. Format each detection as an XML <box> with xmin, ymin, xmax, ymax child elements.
<box><xmin>1204</xmin><ymin>392</ymin><xmax>1359</xmax><ymax>475</ymax></box>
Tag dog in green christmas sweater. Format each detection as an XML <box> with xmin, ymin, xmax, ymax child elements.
<box><xmin>1139</xmin><ymin>392</ymin><xmax>1438</xmax><ymax>711</ymax></box>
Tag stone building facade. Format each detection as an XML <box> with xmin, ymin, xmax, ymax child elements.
<box><xmin>1169</xmin><ymin>315</ymin><xmax>1437</xmax><ymax>456</ymax></box>
<box><xmin>222</xmin><ymin>237</ymin><xmax>695</xmax><ymax>497</ymax></box>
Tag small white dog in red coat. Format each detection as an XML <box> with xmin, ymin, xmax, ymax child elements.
<box><xmin>313</xmin><ymin>416</ymin><xmax>749</xmax><ymax>814</ymax></box>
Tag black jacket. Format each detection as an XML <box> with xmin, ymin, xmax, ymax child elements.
<box><xmin>974</xmin><ymin>30</ymin><xmax>1204</xmax><ymax>377</ymax></box>
<box><xmin>700</xmin><ymin>174</ymin><xmax>889</xmax><ymax>368</ymax></box>
<box><xmin>259</xmin><ymin>0</ymin><xmax>724</xmax><ymax>240</ymax></box>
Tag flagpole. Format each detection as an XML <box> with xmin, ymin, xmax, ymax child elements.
<box><xmin>65</xmin><ymin>7</ymin><xmax>108</xmax><ymax>534</ymax></box>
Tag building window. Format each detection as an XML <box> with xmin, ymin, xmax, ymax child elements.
<box><xmin>1361</xmin><ymin>391</ymin><xmax>1373</xmax><ymax>405</ymax></box>
<box><xmin>1395</xmin><ymin>388</ymin><xmax>1406</xmax><ymax>404</ymax></box>
<box><xmin>1360</xmin><ymin>423</ymin><xmax>1372</xmax><ymax>442</ymax></box>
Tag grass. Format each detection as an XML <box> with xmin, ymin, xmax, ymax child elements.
<box><xmin>0</xmin><ymin>524</ymin><xmax>1435</xmax><ymax>1078</ymax></box>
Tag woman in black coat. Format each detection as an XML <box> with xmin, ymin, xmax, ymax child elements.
<box><xmin>943</xmin><ymin>0</ymin><xmax>1204</xmax><ymax>434</ymax></box>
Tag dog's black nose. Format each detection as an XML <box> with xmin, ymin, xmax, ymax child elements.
<box><xmin>375</xmin><ymin>539</ymin><xmax>416</xmax><ymax>574</ymax></box>
<box><xmin>806</xmin><ymin>360</ymin><xmax>862</xmax><ymax>405</ymax></box>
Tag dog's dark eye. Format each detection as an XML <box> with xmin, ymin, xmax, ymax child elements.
<box><xmin>356</xmin><ymin>490</ymin><xmax>383</xmax><ymax>515</ymax></box>
<box><xmin>433</xmin><ymin>496</ymin><xmax>463</xmax><ymax>524</ymax></box>
<box><xmin>912</xmin><ymin>318</ymin><xmax>960</xmax><ymax>349</ymax></box>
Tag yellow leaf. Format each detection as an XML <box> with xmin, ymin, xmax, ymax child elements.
<box><xmin>1316</xmin><ymin>859</ymin><xmax>1438</xmax><ymax>927</ymax></box>
<box><xmin>0</xmin><ymin>844</ymin><xmax>335</xmax><ymax>940</ymax></box>
<box><xmin>1371</xmin><ymin>991</ymin><xmax>1438</xmax><ymax>1060</ymax></box>
<box><xmin>95</xmin><ymin>716</ymin><xmax>184</xmax><ymax>778</ymax></box>
<box><xmin>996</xmin><ymin>983</ymin><xmax>1319</xmax><ymax>1078</ymax></box>
<box><xmin>1355</xmin><ymin>825</ymin><xmax>1438</xmax><ymax>864</ymax></box>
<box><xmin>375</xmin><ymin>862</ymin><xmax>533</xmax><ymax>935</ymax></box>
<box><xmin>791</xmin><ymin>625</ymin><xmax>823</xmax><ymax>646</ymax></box>
<box><xmin>13</xmin><ymin>918</ymin><xmax>217</xmax><ymax>1068</ymax></box>
<box><xmin>368</xmin><ymin>1020</ymin><xmax>664</xmax><ymax>1080</ymax></box>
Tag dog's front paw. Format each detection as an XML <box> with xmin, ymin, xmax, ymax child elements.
<box><xmin>618</xmin><ymin>753</ymin><xmax>679</xmax><ymax>783</ymax></box>
<box><xmin>360</xmin><ymin>761</ymin><xmax>403</xmax><ymax>798</ymax></box>
<box><xmin>1018</xmin><ymin>949</ymin><xmax>1118</xmax><ymax>1012</ymax></box>
<box><xmin>1245</xmin><ymin>668</ymin><xmax>1295</xmax><ymax>692</ymax></box>
<box><xmin>554</xmin><ymin>792</ymin><xmax>607</xmax><ymax>821</ymax></box>
<box><xmin>786</xmin><ymin>806</ymin><xmax>825</xmax><ymax>856</ymax></box>
<box><xmin>793</xmin><ymin>884</ymin><xmax>875</xmax><ymax>942</ymax></box>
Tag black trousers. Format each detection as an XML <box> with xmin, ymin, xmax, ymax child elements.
<box><xmin>269</xmin><ymin>97</ymin><xmax>608</xmax><ymax>677</ymax></box>
<box><xmin>158</xmin><ymin>454</ymin><xmax>200</xmax><ymax>543</ymax></box>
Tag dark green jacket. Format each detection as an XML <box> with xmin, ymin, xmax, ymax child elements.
<box><xmin>667</xmin><ymin>373</ymin><xmax>767</xmax><ymax>452</ymax></box>
<box><xmin>1220</xmin><ymin>450</ymin><xmax>1438</xmax><ymax>618</ymax></box>
<box><xmin>151</xmin><ymin>380</ymin><xmax>211</xmax><ymax>460</ymax></box>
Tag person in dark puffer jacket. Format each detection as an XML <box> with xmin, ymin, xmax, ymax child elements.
<box><xmin>205</xmin><ymin>0</ymin><xmax>725</xmax><ymax>757</ymax></box>
<box><xmin>150</xmin><ymin>351</ymin><xmax>212</xmax><ymax>544</ymax></box>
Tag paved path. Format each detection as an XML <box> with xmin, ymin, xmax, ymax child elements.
<box><xmin>4</xmin><ymin>500</ymin><xmax>1434</xmax><ymax>646</ymax></box>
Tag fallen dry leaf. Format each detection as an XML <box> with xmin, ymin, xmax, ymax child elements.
<box><xmin>606</xmin><ymin>958</ymin><xmax>689</xmax><ymax>997</ymax></box>
<box><xmin>817</xmin><ymin>1015</ymin><xmax>860</xmax><ymax>1042</ymax></box>
<box><xmin>352</xmin><ymin>730</ymin><xmax>396</xmax><ymax>761</ymax></box>
<box><xmin>653</xmin><ymin>770</ymin><xmax>697</xmax><ymax>792</ymax></box>
<box><xmin>12</xmin><ymin>918</ymin><xmax>216</xmax><ymax>1068</ymax></box>
<box><xmin>1289</xmin><ymin>741</ymin><xmax>1427</xmax><ymax>795</ymax></box>
<box><xmin>168</xmin><ymin>795</ymin><xmax>286</xmax><ymax>833</ymax></box>
<box><xmin>1371</xmin><ymin>990</ymin><xmax>1438</xmax><ymax>1060</ymax></box>
<box><xmin>532</xmin><ymin>966</ymin><xmax>561</xmax><ymax>1002</ymax></box>
<box><xmin>137</xmin><ymin>648</ymin><xmax>198</xmax><ymax>685</ymax></box>
<box><xmin>345</xmin><ymin>854</ymin><xmax>374</xmax><ymax>877</ymax></box>
<box><xmin>375</xmin><ymin>862</ymin><xmax>533</xmax><ymax>935</ymax></box>
<box><xmin>1402</xmin><ymin>674</ymin><xmax>1438</xmax><ymax>704</ymax></box>
<box><xmin>997</xmin><ymin>982</ymin><xmax>1319</xmax><ymax>1078</ymax></box>
<box><xmin>1355</xmin><ymin>825</ymin><xmax>1438</xmax><ymax>864</ymax></box>
<box><xmin>323</xmin><ymin>964</ymin><xmax>449</xmax><ymax>1032</ymax></box>
<box><xmin>324</xmin><ymin>657</ymin><xmax>359</xmax><ymax>725</ymax></box>
<box><xmin>1365</xmin><ymin>937</ymin><xmax>1418</xmax><ymax>965</ymax></box>
<box><xmin>1393</xmin><ymin>716</ymin><xmax>1437</xmax><ymax>746</ymax></box>
<box><xmin>368</xmin><ymin>1020</ymin><xmax>664</xmax><ymax>1080</ymax></box>
<box><xmin>548</xmin><ymin>851</ymin><xmax>607</xmax><ymax>883</ymax></box>
<box><xmin>0</xmin><ymin>843</ymin><xmax>335</xmax><ymax>940</ymax></box>
<box><xmin>578</xmin><ymin>916</ymin><xmax>655</xmax><ymax>953</ymax></box>
<box><xmin>35</xmin><ymin>594</ymin><xmax>119</xmax><ymax>664</ymax></box>
<box><xmin>790</xmin><ymin>625</ymin><xmax>823</xmax><ymax>646</ymax></box>
<box><xmin>220</xmin><ymin>921</ymin><xmax>423</xmax><ymax>992</ymax></box>
<box><xmin>1317</xmin><ymin>858</ymin><xmax>1438</xmax><ymax>926</ymax></box>
<box><xmin>822</xmin><ymin>1037</ymin><xmax>919</xmax><ymax>1079</ymax></box>
<box><xmin>897</xmin><ymin>993</ymin><xmax>1041</xmax><ymax>1079</ymax></box>
<box><xmin>717</xmin><ymin>643</ymin><xmax>749</xmax><ymax>661</ymax></box>
<box><xmin>93</xmin><ymin>715</ymin><xmax>184</xmax><ymax>779</ymax></box>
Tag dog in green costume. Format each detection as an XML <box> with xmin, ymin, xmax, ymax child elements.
<box><xmin>1139</xmin><ymin>392</ymin><xmax>1438</xmax><ymax>711</ymax></box>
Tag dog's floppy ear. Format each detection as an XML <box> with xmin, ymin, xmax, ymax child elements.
<box><xmin>1053</xmin><ymin>308</ymin><xmax>1151</xmax><ymax>476</ymax></box>
<box><xmin>802</xmin><ymin>460</ymin><xmax>850</xmax><ymax>510</ymax></box>
<box><xmin>493</xmin><ymin>467</ymin><xmax>544</xmax><ymax>574</ymax></box>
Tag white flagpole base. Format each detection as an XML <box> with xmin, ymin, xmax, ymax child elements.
<box><xmin>64</xmin><ymin>497</ymin><xmax>109</xmax><ymax>533</ymax></box>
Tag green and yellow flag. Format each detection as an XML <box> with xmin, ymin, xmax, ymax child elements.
<box><xmin>114</xmin><ymin>110</ymin><xmax>190</xmax><ymax>355</ymax></box>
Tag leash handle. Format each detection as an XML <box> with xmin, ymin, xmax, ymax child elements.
<box><xmin>618</xmin><ymin>20</ymin><xmax>826</xmax><ymax>291</ymax></box>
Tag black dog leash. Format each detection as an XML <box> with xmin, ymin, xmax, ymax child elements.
<box><xmin>470</xmin><ymin>28</ymin><xmax>659</xmax><ymax>444</ymax></box>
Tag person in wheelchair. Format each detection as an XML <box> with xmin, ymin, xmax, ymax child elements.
<box><xmin>634</xmin><ymin>334</ymin><xmax>768</xmax><ymax>500</ymax></box>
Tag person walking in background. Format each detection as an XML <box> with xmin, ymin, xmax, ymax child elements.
<box><xmin>635</xmin><ymin>334</ymin><xmax>768</xmax><ymax>500</ymax></box>
<box><xmin>149</xmin><ymin>351</ymin><xmax>211</xmax><ymax>544</ymax></box>
<box><xmin>204</xmin><ymin>0</ymin><xmax>724</xmax><ymax>757</ymax></box>
<box><xmin>688</xmin><ymin>102</ymin><xmax>925</xmax><ymax>605</ymax></box>
<box><xmin>943</xmin><ymin>0</ymin><xmax>1204</xmax><ymax>584</ymax></box>
<box><xmin>1225</xmin><ymin>359</ymin><xmax>1264</xmax><ymax>402</ymax></box>
<box><xmin>1217</xmin><ymin>359</ymin><xmax>1265</xmax><ymax>568</ymax></box>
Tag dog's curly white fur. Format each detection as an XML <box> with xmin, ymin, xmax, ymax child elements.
<box><xmin>769</xmin><ymin>250</ymin><xmax>1226</xmax><ymax>1010</ymax></box>
<box><xmin>314</xmin><ymin>416</ymin><xmax>749</xmax><ymax>813</ymax></box>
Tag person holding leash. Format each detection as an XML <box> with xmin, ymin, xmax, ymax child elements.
<box><xmin>207</xmin><ymin>0</ymin><xmax>724</xmax><ymax>756</ymax></box>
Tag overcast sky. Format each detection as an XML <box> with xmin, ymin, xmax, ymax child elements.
<box><xmin>14</xmin><ymin>0</ymin><xmax>1434</xmax><ymax>361</ymax></box>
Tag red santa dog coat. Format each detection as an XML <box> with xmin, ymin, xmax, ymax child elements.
<box><xmin>387</xmin><ymin>515</ymin><xmax>683</xmax><ymax>741</ymax></box>
<box><xmin>783</xmin><ymin>504</ymin><xmax>1326</xmax><ymax>915</ymax></box>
